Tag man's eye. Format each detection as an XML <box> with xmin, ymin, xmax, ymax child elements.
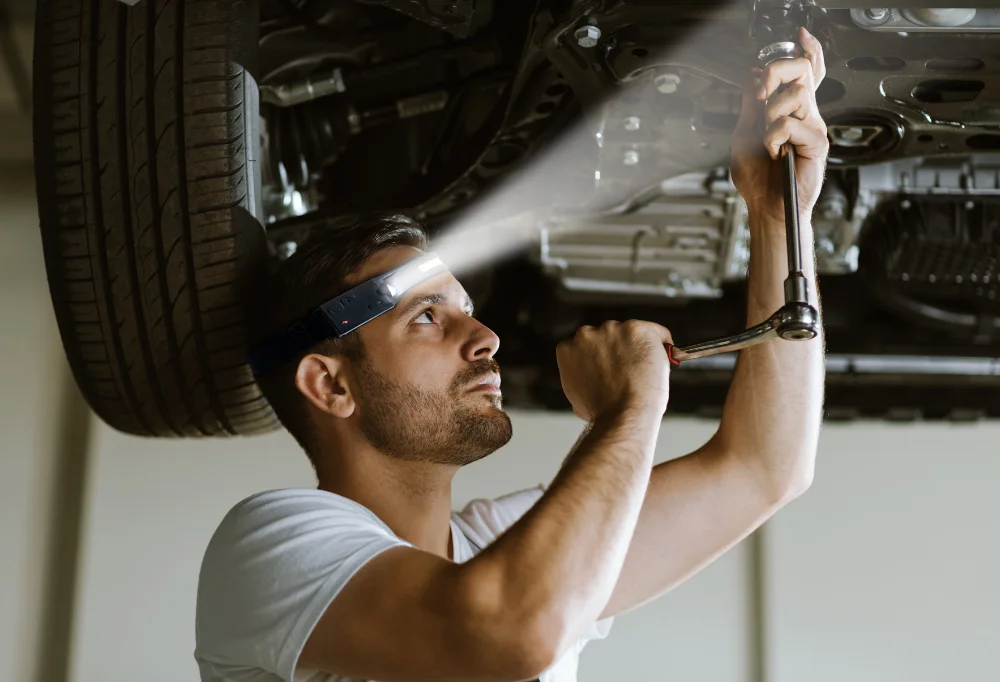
<box><xmin>414</xmin><ymin>310</ymin><xmax>434</xmax><ymax>324</ymax></box>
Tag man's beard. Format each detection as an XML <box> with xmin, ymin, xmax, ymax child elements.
<box><xmin>353</xmin><ymin>357</ymin><xmax>513</xmax><ymax>466</ymax></box>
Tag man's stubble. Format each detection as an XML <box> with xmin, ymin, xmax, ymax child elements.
<box><xmin>354</xmin><ymin>357</ymin><xmax>513</xmax><ymax>466</ymax></box>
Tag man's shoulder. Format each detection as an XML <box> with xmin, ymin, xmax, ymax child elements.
<box><xmin>214</xmin><ymin>488</ymin><xmax>386</xmax><ymax>535</ymax></box>
<box><xmin>200</xmin><ymin>488</ymin><xmax>401</xmax><ymax>582</ymax></box>
<box><xmin>195</xmin><ymin>488</ymin><xmax>408</xmax><ymax>680</ymax></box>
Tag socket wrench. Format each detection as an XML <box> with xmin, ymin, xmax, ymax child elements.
<box><xmin>665</xmin><ymin>32</ymin><xmax>820</xmax><ymax>365</ymax></box>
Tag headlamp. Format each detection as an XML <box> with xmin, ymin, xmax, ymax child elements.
<box><xmin>249</xmin><ymin>252</ymin><xmax>449</xmax><ymax>375</ymax></box>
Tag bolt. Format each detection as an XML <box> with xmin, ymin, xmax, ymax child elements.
<box><xmin>864</xmin><ymin>8</ymin><xmax>889</xmax><ymax>22</ymax></box>
<box><xmin>574</xmin><ymin>25</ymin><xmax>601</xmax><ymax>48</ymax></box>
<box><xmin>623</xmin><ymin>116</ymin><xmax>641</xmax><ymax>131</ymax></box>
<box><xmin>966</xmin><ymin>200</ymin><xmax>975</xmax><ymax>210</ymax></box>
<box><xmin>818</xmin><ymin>196</ymin><xmax>846</xmax><ymax>220</ymax></box>
<box><xmin>900</xmin><ymin>199</ymin><xmax>912</xmax><ymax>210</ymax></box>
<box><xmin>623</xmin><ymin>149</ymin><xmax>640</xmax><ymax>166</ymax></box>
<box><xmin>840</xmin><ymin>127</ymin><xmax>865</xmax><ymax>142</ymax></box>
<box><xmin>654</xmin><ymin>73</ymin><xmax>681</xmax><ymax>94</ymax></box>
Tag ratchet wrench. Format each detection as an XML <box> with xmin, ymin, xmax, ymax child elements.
<box><xmin>665</xmin><ymin>14</ymin><xmax>820</xmax><ymax>365</ymax></box>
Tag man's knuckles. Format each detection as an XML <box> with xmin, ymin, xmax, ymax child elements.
<box><xmin>762</xmin><ymin>57</ymin><xmax>813</xmax><ymax>97</ymax></box>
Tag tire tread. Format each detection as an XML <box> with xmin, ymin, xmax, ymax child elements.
<box><xmin>34</xmin><ymin>0</ymin><xmax>277</xmax><ymax>438</ymax></box>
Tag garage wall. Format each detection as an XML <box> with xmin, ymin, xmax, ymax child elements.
<box><xmin>765</xmin><ymin>423</ymin><xmax>1000</xmax><ymax>682</ymax></box>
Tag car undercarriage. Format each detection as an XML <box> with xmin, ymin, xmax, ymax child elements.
<box><xmin>256</xmin><ymin>0</ymin><xmax>1000</xmax><ymax>419</ymax></box>
<box><xmin>31</xmin><ymin>0</ymin><xmax>1000</xmax><ymax>436</ymax></box>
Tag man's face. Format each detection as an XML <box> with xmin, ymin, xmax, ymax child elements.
<box><xmin>346</xmin><ymin>246</ymin><xmax>512</xmax><ymax>466</ymax></box>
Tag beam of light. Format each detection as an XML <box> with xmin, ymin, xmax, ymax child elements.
<box><xmin>432</xmin><ymin>2</ymin><xmax>751</xmax><ymax>278</ymax></box>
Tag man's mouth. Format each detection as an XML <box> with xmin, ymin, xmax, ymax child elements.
<box><xmin>469</xmin><ymin>373</ymin><xmax>502</xmax><ymax>394</ymax></box>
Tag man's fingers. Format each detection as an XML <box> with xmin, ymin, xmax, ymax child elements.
<box><xmin>763</xmin><ymin>116</ymin><xmax>829</xmax><ymax>161</ymax></box>
<box><xmin>764</xmin><ymin>83</ymin><xmax>814</xmax><ymax>128</ymax></box>
<box><xmin>799</xmin><ymin>27</ymin><xmax>826</xmax><ymax>86</ymax></box>
<box><xmin>758</xmin><ymin>57</ymin><xmax>814</xmax><ymax>102</ymax></box>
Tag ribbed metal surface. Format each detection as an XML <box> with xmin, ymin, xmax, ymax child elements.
<box><xmin>861</xmin><ymin>195</ymin><xmax>1000</xmax><ymax>308</ymax></box>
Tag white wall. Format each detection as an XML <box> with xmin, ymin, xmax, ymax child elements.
<box><xmin>766</xmin><ymin>422</ymin><xmax>1000</xmax><ymax>682</ymax></box>
<box><xmin>69</xmin><ymin>427</ymin><xmax>311</xmax><ymax>682</ymax></box>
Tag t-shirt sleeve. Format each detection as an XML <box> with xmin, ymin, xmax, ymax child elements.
<box><xmin>453</xmin><ymin>484</ymin><xmax>547</xmax><ymax>549</ymax></box>
<box><xmin>454</xmin><ymin>484</ymin><xmax>614</xmax><ymax>646</ymax></box>
<box><xmin>194</xmin><ymin>490</ymin><xmax>409</xmax><ymax>682</ymax></box>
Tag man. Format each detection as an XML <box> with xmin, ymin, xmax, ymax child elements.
<box><xmin>195</xmin><ymin>28</ymin><xmax>828</xmax><ymax>682</ymax></box>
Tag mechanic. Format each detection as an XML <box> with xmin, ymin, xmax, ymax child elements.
<box><xmin>194</xmin><ymin>27</ymin><xmax>828</xmax><ymax>682</ymax></box>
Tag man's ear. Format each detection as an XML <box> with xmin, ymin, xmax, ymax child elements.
<box><xmin>294</xmin><ymin>353</ymin><xmax>356</xmax><ymax>419</ymax></box>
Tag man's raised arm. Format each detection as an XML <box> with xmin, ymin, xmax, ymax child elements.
<box><xmin>596</xmin><ymin>27</ymin><xmax>828</xmax><ymax>619</ymax></box>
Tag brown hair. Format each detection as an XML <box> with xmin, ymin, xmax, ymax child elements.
<box><xmin>252</xmin><ymin>214</ymin><xmax>429</xmax><ymax>466</ymax></box>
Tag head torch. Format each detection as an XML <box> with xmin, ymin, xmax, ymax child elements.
<box><xmin>249</xmin><ymin>252</ymin><xmax>449</xmax><ymax>375</ymax></box>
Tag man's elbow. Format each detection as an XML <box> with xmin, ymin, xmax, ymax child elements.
<box><xmin>771</xmin><ymin>457</ymin><xmax>815</xmax><ymax>505</ymax></box>
<box><xmin>457</xmin><ymin>567</ymin><xmax>563</xmax><ymax>680</ymax></box>
<box><xmin>507</xmin><ymin>626</ymin><xmax>561</xmax><ymax>681</ymax></box>
<box><xmin>465</xmin><ymin>608</ymin><xmax>561</xmax><ymax>680</ymax></box>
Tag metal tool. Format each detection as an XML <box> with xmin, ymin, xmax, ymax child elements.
<box><xmin>665</xmin><ymin>1</ymin><xmax>821</xmax><ymax>365</ymax></box>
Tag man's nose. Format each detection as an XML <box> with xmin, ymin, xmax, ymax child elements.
<box><xmin>461</xmin><ymin>317</ymin><xmax>500</xmax><ymax>362</ymax></box>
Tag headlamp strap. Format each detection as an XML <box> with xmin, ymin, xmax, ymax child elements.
<box><xmin>248</xmin><ymin>252</ymin><xmax>447</xmax><ymax>376</ymax></box>
<box><xmin>249</xmin><ymin>307</ymin><xmax>340</xmax><ymax>375</ymax></box>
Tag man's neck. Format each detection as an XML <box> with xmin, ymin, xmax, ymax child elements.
<box><xmin>317</xmin><ymin>454</ymin><xmax>458</xmax><ymax>561</ymax></box>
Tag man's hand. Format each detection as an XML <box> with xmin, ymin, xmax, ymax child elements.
<box><xmin>556</xmin><ymin>320</ymin><xmax>674</xmax><ymax>421</ymax></box>
<box><xmin>731</xmin><ymin>26</ymin><xmax>829</xmax><ymax>226</ymax></box>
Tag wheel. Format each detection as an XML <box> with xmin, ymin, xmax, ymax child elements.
<box><xmin>33</xmin><ymin>0</ymin><xmax>278</xmax><ymax>437</ymax></box>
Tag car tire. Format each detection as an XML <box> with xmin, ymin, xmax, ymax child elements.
<box><xmin>33</xmin><ymin>0</ymin><xmax>278</xmax><ymax>437</ymax></box>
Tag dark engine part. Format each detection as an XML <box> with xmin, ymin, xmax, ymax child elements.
<box><xmin>860</xmin><ymin>194</ymin><xmax>1000</xmax><ymax>343</ymax></box>
<box><xmin>749</xmin><ymin>0</ymin><xmax>814</xmax><ymax>48</ymax></box>
<box><xmin>350</xmin><ymin>0</ymin><xmax>493</xmax><ymax>39</ymax></box>
<box><xmin>264</xmin><ymin>101</ymin><xmax>349</xmax><ymax>190</ymax></box>
<box><xmin>263</xmin><ymin>88</ymin><xmax>451</xmax><ymax>186</ymax></box>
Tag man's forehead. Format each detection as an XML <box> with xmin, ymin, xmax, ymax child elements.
<box><xmin>346</xmin><ymin>245</ymin><xmax>471</xmax><ymax>310</ymax></box>
<box><xmin>346</xmin><ymin>245</ymin><xmax>425</xmax><ymax>286</ymax></box>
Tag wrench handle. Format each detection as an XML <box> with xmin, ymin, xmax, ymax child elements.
<box><xmin>781</xmin><ymin>142</ymin><xmax>810</xmax><ymax>304</ymax></box>
<box><xmin>782</xmin><ymin>144</ymin><xmax>801</xmax><ymax>273</ymax></box>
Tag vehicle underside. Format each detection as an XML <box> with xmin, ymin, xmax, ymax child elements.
<box><xmin>254</xmin><ymin>0</ymin><xmax>1000</xmax><ymax>419</ymax></box>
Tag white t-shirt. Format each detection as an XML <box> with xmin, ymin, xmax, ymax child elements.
<box><xmin>194</xmin><ymin>486</ymin><xmax>613</xmax><ymax>682</ymax></box>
